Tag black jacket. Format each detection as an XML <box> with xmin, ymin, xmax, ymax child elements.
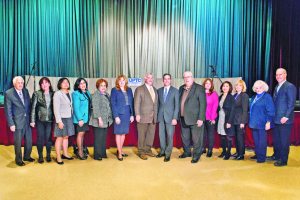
<box><xmin>31</xmin><ymin>90</ymin><xmax>54</xmax><ymax>123</ymax></box>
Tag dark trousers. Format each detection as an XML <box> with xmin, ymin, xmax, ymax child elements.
<box><xmin>180</xmin><ymin>117</ymin><xmax>204</xmax><ymax>159</ymax></box>
<box><xmin>137</xmin><ymin>123</ymin><xmax>156</xmax><ymax>155</ymax></box>
<box><xmin>14</xmin><ymin>125</ymin><xmax>32</xmax><ymax>163</ymax></box>
<box><xmin>203</xmin><ymin>120</ymin><xmax>216</xmax><ymax>151</ymax></box>
<box><xmin>158</xmin><ymin>121</ymin><xmax>175</xmax><ymax>156</ymax></box>
<box><xmin>233</xmin><ymin>125</ymin><xmax>245</xmax><ymax>156</ymax></box>
<box><xmin>36</xmin><ymin>120</ymin><xmax>52</xmax><ymax>157</ymax></box>
<box><xmin>272</xmin><ymin>124</ymin><xmax>292</xmax><ymax>163</ymax></box>
<box><xmin>93</xmin><ymin>127</ymin><xmax>108</xmax><ymax>159</ymax></box>
<box><xmin>252</xmin><ymin>129</ymin><xmax>267</xmax><ymax>162</ymax></box>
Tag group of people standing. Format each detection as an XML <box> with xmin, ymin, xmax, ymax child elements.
<box><xmin>4</xmin><ymin>68</ymin><xmax>296</xmax><ymax>167</ymax></box>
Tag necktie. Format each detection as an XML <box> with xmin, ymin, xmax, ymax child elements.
<box><xmin>18</xmin><ymin>91</ymin><xmax>25</xmax><ymax>105</ymax></box>
<box><xmin>149</xmin><ymin>87</ymin><xmax>155</xmax><ymax>102</ymax></box>
<box><xmin>163</xmin><ymin>88</ymin><xmax>168</xmax><ymax>102</ymax></box>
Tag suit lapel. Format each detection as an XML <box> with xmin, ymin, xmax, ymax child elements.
<box><xmin>13</xmin><ymin>89</ymin><xmax>25</xmax><ymax>108</ymax></box>
<box><xmin>185</xmin><ymin>83</ymin><xmax>196</xmax><ymax>102</ymax></box>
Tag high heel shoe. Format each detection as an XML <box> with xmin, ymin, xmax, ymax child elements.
<box><xmin>77</xmin><ymin>154</ymin><xmax>87</xmax><ymax>160</ymax></box>
<box><xmin>117</xmin><ymin>155</ymin><xmax>123</xmax><ymax>161</ymax></box>
<box><xmin>117</xmin><ymin>150</ymin><xmax>128</xmax><ymax>157</ymax></box>
<box><xmin>62</xmin><ymin>154</ymin><xmax>74</xmax><ymax>160</ymax></box>
<box><xmin>56</xmin><ymin>159</ymin><xmax>64</xmax><ymax>165</ymax></box>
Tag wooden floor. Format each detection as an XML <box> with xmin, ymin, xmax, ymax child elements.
<box><xmin>0</xmin><ymin>145</ymin><xmax>300</xmax><ymax>200</ymax></box>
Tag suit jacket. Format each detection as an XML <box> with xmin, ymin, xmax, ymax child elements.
<box><xmin>4</xmin><ymin>87</ymin><xmax>31</xmax><ymax>129</ymax></box>
<box><xmin>72</xmin><ymin>90</ymin><xmax>91</xmax><ymax>124</ymax></box>
<box><xmin>89</xmin><ymin>90</ymin><xmax>113</xmax><ymax>128</ymax></box>
<box><xmin>134</xmin><ymin>84</ymin><xmax>158</xmax><ymax>123</ymax></box>
<box><xmin>53</xmin><ymin>90</ymin><xmax>73</xmax><ymax>123</ymax></box>
<box><xmin>249</xmin><ymin>92</ymin><xmax>275</xmax><ymax>129</ymax></box>
<box><xmin>179</xmin><ymin>82</ymin><xmax>206</xmax><ymax>125</ymax></box>
<box><xmin>273</xmin><ymin>81</ymin><xmax>297</xmax><ymax>124</ymax></box>
<box><xmin>31</xmin><ymin>90</ymin><xmax>54</xmax><ymax>123</ymax></box>
<box><xmin>231</xmin><ymin>92</ymin><xmax>249</xmax><ymax>125</ymax></box>
<box><xmin>157</xmin><ymin>86</ymin><xmax>179</xmax><ymax>123</ymax></box>
<box><xmin>110</xmin><ymin>87</ymin><xmax>134</xmax><ymax>118</ymax></box>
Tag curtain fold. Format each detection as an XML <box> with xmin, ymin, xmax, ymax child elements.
<box><xmin>1</xmin><ymin>0</ymin><xmax>272</xmax><ymax>93</ymax></box>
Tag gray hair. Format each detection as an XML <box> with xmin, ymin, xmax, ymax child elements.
<box><xmin>12</xmin><ymin>76</ymin><xmax>24</xmax><ymax>86</ymax></box>
<box><xmin>183</xmin><ymin>71</ymin><xmax>193</xmax><ymax>78</ymax></box>
<box><xmin>252</xmin><ymin>80</ymin><xmax>269</xmax><ymax>92</ymax></box>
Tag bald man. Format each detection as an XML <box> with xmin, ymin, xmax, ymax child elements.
<box><xmin>4</xmin><ymin>76</ymin><xmax>35</xmax><ymax>166</ymax></box>
<box><xmin>270</xmin><ymin>68</ymin><xmax>296</xmax><ymax>167</ymax></box>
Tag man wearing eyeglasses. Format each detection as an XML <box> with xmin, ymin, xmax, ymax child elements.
<box><xmin>178</xmin><ymin>71</ymin><xmax>206</xmax><ymax>163</ymax></box>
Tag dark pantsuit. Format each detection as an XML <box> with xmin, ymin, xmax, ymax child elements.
<box><xmin>93</xmin><ymin>127</ymin><xmax>108</xmax><ymax>159</ymax></box>
<box><xmin>233</xmin><ymin>125</ymin><xmax>245</xmax><ymax>156</ymax></box>
<box><xmin>272</xmin><ymin>124</ymin><xmax>292</xmax><ymax>163</ymax></box>
<box><xmin>220</xmin><ymin>135</ymin><xmax>227</xmax><ymax>153</ymax></box>
<box><xmin>203</xmin><ymin>121</ymin><xmax>215</xmax><ymax>151</ymax></box>
<box><xmin>180</xmin><ymin>117</ymin><xmax>204</xmax><ymax>158</ymax></box>
<box><xmin>36</xmin><ymin>120</ymin><xmax>52</xmax><ymax>157</ymax></box>
<box><xmin>137</xmin><ymin>123</ymin><xmax>156</xmax><ymax>155</ymax></box>
<box><xmin>226</xmin><ymin>135</ymin><xmax>233</xmax><ymax>153</ymax></box>
<box><xmin>159</xmin><ymin>121</ymin><xmax>175</xmax><ymax>156</ymax></box>
<box><xmin>252</xmin><ymin>129</ymin><xmax>267</xmax><ymax>162</ymax></box>
<box><xmin>14</xmin><ymin>125</ymin><xmax>32</xmax><ymax>163</ymax></box>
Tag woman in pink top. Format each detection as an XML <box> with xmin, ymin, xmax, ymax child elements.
<box><xmin>202</xmin><ymin>78</ymin><xmax>219</xmax><ymax>157</ymax></box>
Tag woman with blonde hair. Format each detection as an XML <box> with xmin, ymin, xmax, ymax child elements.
<box><xmin>110</xmin><ymin>75</ymin><xmax>134</xmax><ymax>161</ymax></box>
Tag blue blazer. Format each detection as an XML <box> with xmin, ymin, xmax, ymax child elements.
<box><xmin>157</xmin><ymin>86</ymin><xmax>179</xmax><ymax>123</ymax></box>
<box><xmin>273</xmin><ymin>81</ymin><xmax>296</xmax><ymax>124</ymax></box>
<box><xmin>249</xmin><ymin>92</ymin><xmax>275</xmax><ymax>130</ymax></box>
<box><xmin>110</xmin><ymin>87</ymin><xmax>134</xmax><ymax>118</ymax></box>
<box><xmin>72</xmin><ymin>90</ymin><xmax>91</xmax><ymax>123</ymax></box>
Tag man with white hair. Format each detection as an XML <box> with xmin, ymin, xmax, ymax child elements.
<box><xmin>4</xmin><ymin>76</ymin><xmax>35</xmax><ymax>166</ymax></box>
<box><xmin>179</xmin><ymin>71</ymin><xmax>206</xmax><ymax>163</ymax></box>
<box><xmin>269</xmin><ymin>68</ymin><xmax>296</xmax><ymax>167</ymax></box>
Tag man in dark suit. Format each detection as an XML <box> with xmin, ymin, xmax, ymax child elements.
<box><xmin>179</xmin><ymin>71</ymin><xmax>206</xmax><ymax>163</ymax></box>
<box><xmin>156</xmin><ymin>73</ymin><xmax>179</xmax><ymax>162</ymax></box>
<box><xmin>4</xmin><ymin>76</ymin><xmax>35</xmax><ymax>166</ymax></box>
<box><xmin>134</xmin><ymin>73</ymin><xmax>158</xmax><ymax>160</ymax></box>
<box><xmin>271</xmin><ymin>68</ymin><xmax>296</xmax><ymax>167</ymax></box>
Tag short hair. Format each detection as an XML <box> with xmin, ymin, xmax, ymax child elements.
<box><xmin>39</xmin><ymin>77</ymin><xmax>53</xmax><ymax>92</ymax></box>
<box><xmin>183</xmin><ymin>71</ymin><xmax>193</xmax><ymax>78</ymax></box>
<box><xmin>96</xmin><ymin>79</ymin><xmax>108</xmax><ymax>88</ymax></box>
<box><xmin>74</xmin><ymin>78</ymin><xmax>88</xmax><ymax>92</ymax></box>
<box><xmin>202</xmin><ymin>78</ymin><xmax>214</xmax><ymax>94</ymax></box>
<box><xmin>276</xmin><ymin>68</ymin><xmax>287</xmax><ymax>74</ymax></box>
<box><xmin>235</xmin><ymin>79</ymin><xmax>247</xmax><ymax>92</ymax></box>
<box><xmin>57</xmin><ymin>77</ymin><xmax>70</xmax><ymax>90</ymax></box>
<box><xmin>144</xmin><ymin>72</ymin><xmax>153</xmax><ymax>78</ymax></box>
<box><xmin>220</xmin><ymin>81</ymin><xmax>233</xmax><ymax>94</ymax></box>
<box><xmin>115</xmin><ymin>75</ymin><xmax>128</xmax><ymax>91</ymax></box>
<box><xmin>12</xmin><ymin>76</ymin><xmax>24</xmax><ymax>85</ymax></box>
<box><xmin>163</xmin><ymin>73</ymin><xmax>172</xmax><ymax>79</ymax></box>
<box><xmin>252</xmin><ymin>80</ymin><xmax>269</xmax><ymax>93</ymax></box>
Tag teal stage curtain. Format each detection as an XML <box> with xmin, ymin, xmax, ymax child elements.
<box><xmin>0</xmin><ymin>0</ymin><xmax>272</xmax><ymax>93</ymax></box>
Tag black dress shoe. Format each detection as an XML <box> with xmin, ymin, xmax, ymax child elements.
<box><xmin>206</xmin><ymin>150</ymin><xmax>213</xmax><ymax>157</ymax></box>
<box><xmin>266</xmin><ymin>155</ymin><xmax>276</xmax><ymax>161</ymax></box>
<box><xmin>94</xmin><ymin>157</ymin><xmax>102</xmax><ymax>161</ymax></box>
<box><xmin>223</xmin><ymin>153</ymin><xmax>231</xmax><ymax>160</ymax></box>
<box><xmin>62</xmin><ymin>155</ymin><xmax>74</xmax><ymax>160</ymax></box>
<box><xmin>164</xmin><ymin>156</ymin><xmax>170</xmax><ymax>162</ymax></box>
<box><xmin>46</xmin><ymin>155</ymin><xmax>52</xmax><ymax>162</ymax></box>
<box><xmin>56</xmin><ymin>159</ymin><xmax>64</xmax><ymax>165</ymax></box>
<box><xmin>235</xmin><ymin>155</ymin><xmax>244</xmax><ymax>160</ymax></box>
<box><xmin>24</xmin><ymin>157</ymin><xmax>35</xmax><ymax>162</ymax></box>
<box><xmin>38</xmin><ymin>157</ymin><xmax>44</xmax><ymax>164</ymax></box>
<box><xmin>201</xmin><ymin>149</ymin><xmax>207</xmax><ymax>154</ymax></box>
<box><xmin>218</xmin><ymin>152</ymin><xmax>226</xmax><ymax>158</ymax></box>
<box><xmin>156</xmin><ymin>153</ymin><xmax>165</xmax><ymax>158</ymax></box>
<box><xmin>16</xmin><ymin>161</ymin><xmax>25</xmax><ymax>166</ymax></box>
<box><xmin>191</xmin><ymin>157</ymin><xmax>200</xmax><ymax>163</ymax></box>
<box><xmin>250</xmin><ymin>155</ymin><xmax>257</xmax><ymax>160</ymax></box>
<box><xmin>179</xmin><ymin>153</ymin><xmax>192</xmax><ymax>159</ymax></box>
<box><xmin>231</xmin><ymin>153</ymin><xmax>238</xmax><ymax>158</ymax></box>
<box><xmin>274</xmin><ymin>161</ymin><xmax>287</xmax><ymax>167</ymax></box>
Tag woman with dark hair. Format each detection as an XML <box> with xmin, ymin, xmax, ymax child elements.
<box><xmin>217</xmin><ymin>81</ymin><xmax>235</xmax><ymax>160</ymax></box>
<box><xmin>201</xmin><ymin>78</ymin><xmax>219</xmax><ymax>157</ymax></box>
<box><xmin>30</xmin><ymin>77</ymin><xmax>54</xmax><ymax>163</ymax></box>
<box><xmin>110</xmin><ymin>75</ymin><xmax>134</xmax><ymax>161</ymax></box>
<box><xmin>89</xmin><ymin>79</ymin><xmax>113</xmax><ymax>161</ymax></box>
<box><xmin>72</xmin><ymin>78</ymin><xmax>91</xmax><ymax>160</ymax></box>
<box><xmin>53</xmin><ymin>77</ymin><xmax>74</xmax><ymax>165</ymax></box>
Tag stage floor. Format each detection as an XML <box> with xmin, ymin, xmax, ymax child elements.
<box><xmin>0</xmin><ymin>146</ymin><xmax>300</xmax><ymax>200</ymax></box>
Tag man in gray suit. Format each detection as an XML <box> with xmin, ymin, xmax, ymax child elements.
<box><xmin>4</xmin><ymin>76</ymin><xmax>35</xmax><ymax>166</ymax></box>
<box><xmin>156</xmin><ymin>73</ymin><xmax>179</xmax><ymax>162</ymax></box>
<box><xmin>134</xmin><ymin>73</ymin><xmax>158</xmax><ymax>160</ymax></box>
<box><xmin>179</xmin><ymin>71</ymin><xmax>206</xmax><ymax>163</ymax></box>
